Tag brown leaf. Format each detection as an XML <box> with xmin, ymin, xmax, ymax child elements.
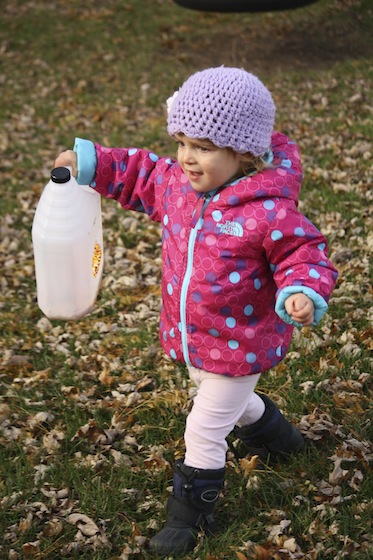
<box><xmin>243</xmin><ymin>544</ymin><xmax>270</xmax><ymax>560</ymax></box>
<box><xmin>66</xmin><ymin>513</ymin><xmax>100</xmax><ymax>536</ymax></box>
<box><xmin>71</xmin><ymin>420</ymin><xmax>112</xmax><ymax>444</ymax></box>
<box><xmin>99</xmin><ymin>366</ymin><xmax>116</xmax><ymax>386</ymax></box>
<box><xmin>22</xmin><ymin>541</ymin><xmax>40</xmax><ymax>557</ymax></box>
<box><xmin>43</xmin><ymin>517</ymin><xmax>63</xmax><ymax>537</ymax></box>
<box><xmin>329</xmin><ymin>459</ymin><xmax>349</xmax><ymax>484</ymax></box>
<box><xmin>18</xmin><ymin>512</ymin><xmax>33</xmax><ymax>532</ymax></box>
<box><xmin>239</xmin><ymin>455</ymin><xmax>259</xmax><ymax>477</ymax></box>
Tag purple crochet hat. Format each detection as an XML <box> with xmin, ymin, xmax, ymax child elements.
<box><xmin>167</xmin><ymin>67</ymin><xmax>275</xmax><ymax>156</ymax></box>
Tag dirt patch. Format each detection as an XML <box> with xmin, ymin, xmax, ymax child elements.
<box><xmin>172</xmin><ymin>1</ymin><xmax>373</xmax><ymax>75</ymax></box>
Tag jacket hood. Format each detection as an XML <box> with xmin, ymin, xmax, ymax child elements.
<box><xmin>214</xmin><ymin>131</ymin><xmax>302</xmax><ymax>207</ymax></box>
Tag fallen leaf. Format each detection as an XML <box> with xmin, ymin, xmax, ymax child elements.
<box><xmin>43</xmin><ymin>517</ymin><xmax>63</xmax><ymax>537</ymax></box>
<box><xmin>239</xmin><ymin>455</ymin><xmax>259</xmax><ymax>476</ymax></box>
<box><xmin>21</xmin><ymin>541</ymin><xmax>40</xmax><ymax>557</ymax></box>
<box><xmin>329</xmin><ymin>459</ymin><xmax>349</xmax><ymax>484</ymax></box>
<box><xmin>66</xmin><ymin>513</ymin><xmax>100</xmax><ymax>536</ymax></box>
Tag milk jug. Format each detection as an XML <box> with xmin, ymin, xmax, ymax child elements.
<box><xmin>32</xmin><ymin>167</ymin><xmax>104</xmax><ymax>320</ymax></box>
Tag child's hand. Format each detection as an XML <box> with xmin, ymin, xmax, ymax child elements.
<box><xmin>54</xmin><ymin>150</ymin><xmax>78</xmax><ymax>178</ymax></box>
<box><xmin>284</xmin><ymin>293</ymin><xmax>315</xmax><ymax>326</ymax></box>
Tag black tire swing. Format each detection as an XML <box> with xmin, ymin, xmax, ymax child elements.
<box><xmin>173</xmin><ymin>0</ymin><xmax>319</xmax><ymax>12</ymax></box>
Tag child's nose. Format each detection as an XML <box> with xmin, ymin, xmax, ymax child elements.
<box><xmin>183</xmin><ymin>146</ymin><xmax>196</xmax><ymax>164</ymax></box>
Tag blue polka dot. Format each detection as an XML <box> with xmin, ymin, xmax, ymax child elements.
<box><xmin>244</xmin><ymin>305</ymin><xmax>254</xmax><ymax>316</ymax></box>
<box><xmin>128</xmin><ymin>148</ymin><xmax>138</xmax><ymax>156</ymax></box>
<box><xmin>285</xmin><ymin>269</ymin><xmax>294</xmax><ymax>276</ymax></box>
<box><xmin>229</xmin><ymin>272</ymin><xmax>241</xmax><ymax>284</ymax></box>
<box><xmin>149</xmin><ymin>153</ymin><xmax>159</xmax><ymax>162</ymax></box>
<box><xmin>192</xmin><ymin>291</ymin><xmax>203</xmax><ymax>302</ymax></box>
<box><xmin>167</xmin><ymin>283</ymin><xmax>173</xmax><ymax>295</ymax></box>
<box><xmin>276</xmin><ymin>346</ymin><xmax>282</xmax><ymax>357</ymax></box>
<box><xmin>309</xmin><ymin>268</ymin><xmax>321</xmax><ymax>279</ymax></box>
<box><xmin>228</xmin><ymin>195</ymin><xmax>240</xmax><ymax>205</ymax></box>
<box><xmin>165</xmin><ymin>158</ymin><xmax>173</xmax><ymax>165</ymax></box>
<box><xmin>264</xmin><ymin>200</ymin><xmax>275</xmax><ymax>210</ymax></box>
<box><xmin>170</xmin><ymin>328</ymin><xmax>175</xmax><ymax>338</ymax></box>
<box><xmin>254</xmin><ymin>278</ymin><xmax>262</xmax><ymax>290</ymax></box>
<box><xmin>212</xmin><ymin>210</ymin><xmax>222</xmax><ymax>222</ymax></box>
<box><xmin>228</xmin><ymin>340</ymin><xmax>239</xmax><ymax>350</ymax></box>
<box><xmin>120</xmin><ymin>162</ymin><xmax>127</xmax><ymax>172</ymax></box>
<box><xmin>269</xmin><ymin>263</ymin><xmax>276</xmax><ymax>272</ymax></box>
<box><xmin>211</xmin><ymin>285</ymin><xmax>222</xmax><ymax>294</ymax></box>
<box><xmin>318</xmin><ymin>260</ymin><xmax>328</xmax><ymax>267</ymax></box>
<box><xmin>208</xmin><ymin>329</ymin><xmax>220</xmax><ymax>337</ymax></box>
<box><xmin>276</xmin><ymin>323</ymin><xmax>287</xmax><ymax>334</ymax></box>
<box><xmin>170</xmin><ymin>349</ymin><xmax>177</xmax><ymax>359</ymax></box>
<box><xmin>271</xmin><ymin>230</ymin><xmax>283</xmax><ymax>241</ymax></box>
<box><xmin>226</xmin><ymin>317</ymin><xmax>236</xmax><ymax>328</ymax></box>
<box><xmin>318</xmin><ymin>243</ymin><xmax>326</xmax><ymax>251</ymax></box>
<box><xmin>163</xmin><ymin>331</ymin><xmax>167</xmax><ymax>341</ymax></box>
<box><xmin>206</xmin><ymin>272</ymin><xmax>217</xmax><ymax>283</ymax></box>
<box><xmin>294</xmin><ymin>227</ymin><xmax>305</xmax><ymax>237</ymax></box>
<box><xmin>281</xmin><ymin>159</ymin><xmax>292</xmax><ymax>168</ymax></box>
<box><xmin>172</xmin><ymin>223</ymin><xmax>181</xmax><ymax>234</ymax></box>
<box><xmin>163</xmin><ymin>214</ymin><xmax>169</xmax><ymax>226</ymax></box>
<box><xmin>246</xmin><ymin>352</ymin><xmax>257</xmax><ymax>364</ymax></box>
<box><xmin>212</xmin><ymin>193</ymin><xmax>221</xmax><ymax>202</ymax></box>
<box><xmin>237</xmin><ymin>259</ymin><xmax>246</xmax><ymax>270</ymax></box>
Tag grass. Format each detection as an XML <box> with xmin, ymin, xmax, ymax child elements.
<box><xmin>0</xmin><ymin>0</ymin><xmax>372</xmax><ymax>558</ymax></box>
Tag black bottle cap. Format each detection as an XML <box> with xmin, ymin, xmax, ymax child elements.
<box><xmin>51</xmin><ymin>167</ymin><xmax>71</xmax><ymax>183</ymax></box>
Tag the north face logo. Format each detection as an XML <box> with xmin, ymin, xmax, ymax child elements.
<box><xmin>216</xmin><ymin>220</ymin><xmax>244</xmax><ymax>237</ymax></box>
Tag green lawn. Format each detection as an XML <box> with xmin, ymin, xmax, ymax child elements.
<box><xmin>0</xmin><ymin>0</ymin><xmax>372</xmax><ymax>558</ymax></box>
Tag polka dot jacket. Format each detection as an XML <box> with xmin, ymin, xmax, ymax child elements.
<box><xmin>74</xmin><ymin>132</ymin><xmax>338</xmax><ymax>377</ymax></box>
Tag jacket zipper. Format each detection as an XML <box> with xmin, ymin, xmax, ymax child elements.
<box><xmin>180</xmin><ymin>193</ymin><xmax>212</xmax><ymax>366</ymax></box>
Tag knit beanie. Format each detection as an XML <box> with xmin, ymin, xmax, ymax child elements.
<box><xmin>167</xmin><ymin>67</ymin><xmax>275</xmax><ymax>156</ymax></box>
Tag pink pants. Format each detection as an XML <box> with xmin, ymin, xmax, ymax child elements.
<box><xmin>184</xmin><ymin>366</ymin><xmax>265</xmax><ymax>470</ymax></box>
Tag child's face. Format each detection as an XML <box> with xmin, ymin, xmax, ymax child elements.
<box><xmin>175</xmin><ymin>134</ymin><xmax>242</xmax><ymax>193</ymax></box>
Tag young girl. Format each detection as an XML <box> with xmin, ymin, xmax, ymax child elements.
<box><xmin>55</xmin><ymin>67</ymin><xmax>338</xmax><ymax>556</ymax></box>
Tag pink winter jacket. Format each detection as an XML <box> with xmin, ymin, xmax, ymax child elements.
<box><xmin>75</xmin><ymin>132</ymin><xmax>338</xmax><ymax>377</ymax></box>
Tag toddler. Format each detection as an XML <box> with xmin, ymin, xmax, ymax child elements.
<box><xmin>55</xmin><ymin>66</ymin><xmax>338</xmax><ymax>556</ymax></box>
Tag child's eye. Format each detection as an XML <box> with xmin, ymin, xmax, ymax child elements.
<box><xmin>198</xmin><ymin>145</ymin><xmax>210</xmax><ymax>152</ymax></box>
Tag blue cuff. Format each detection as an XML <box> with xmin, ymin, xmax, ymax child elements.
<box><xmin>73</xmin><ymin>137</ymin><xmax>97</xmax><ymax>185</ymax></box>
<box><xmin>275</xmin><ymin>286</ymin><xmax>328</xmax><ymax>328</ymax></box>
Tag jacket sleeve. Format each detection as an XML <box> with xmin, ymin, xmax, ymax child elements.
<box><xmin>262</xmin><ymin>203</ymin><xmax>338</xmax><ymax>327</ymax></box>
<box><xmin>73</xmin><ymin>137</ymin><xmax>177</xmax><ymax>223</ymax></box>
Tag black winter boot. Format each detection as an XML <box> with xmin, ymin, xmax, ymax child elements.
<box><xmin>234</xmin><ymin>394</ymin><xmax>305</xmax><ymax>463</ymax></box>
<box><xmin>149</xmin><ymin>459</ymin><xmax>225</xmax><ymax>556</ymax></box>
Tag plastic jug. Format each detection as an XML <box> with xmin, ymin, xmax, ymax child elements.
<box><xmin>32</xmin><ymin>167</ymin><xmax>104</xmax><ymax>320</ymax></box>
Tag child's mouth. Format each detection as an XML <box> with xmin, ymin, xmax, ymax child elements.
<box><xmin>188</xmin><ymin>171</ymin><xmax>202</xmax><ymax>181</ymax></box>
